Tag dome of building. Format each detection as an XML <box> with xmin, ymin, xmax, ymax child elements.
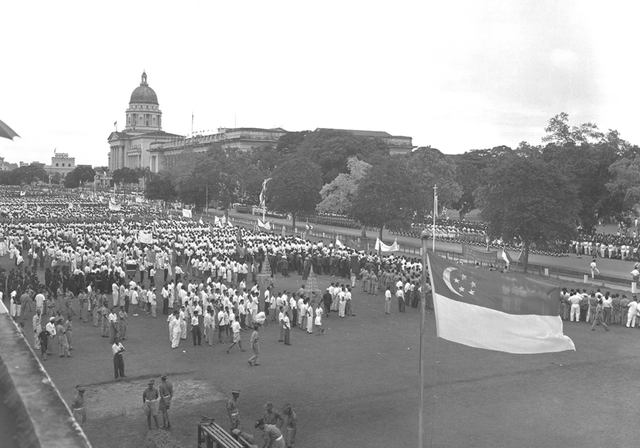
<box><xmin>129</xmin><ymin>71</ymin><xmax>158</xmax><ymax>104</ymax></box>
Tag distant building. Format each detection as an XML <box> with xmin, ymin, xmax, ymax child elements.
<box><xmin>107</xmin><ymin>72</ymin><xmax>182</xmax><ymax>172</ymax></box>
<box><xmin>44</xmin><ymin>152</ymin><xmax>75</xmax><ymax>177</ymax></box>
<box><xmin>315</xmin><ymin>128</ymin><xmax>414</xmax><ymax>155</ymax></box>
<box><xmin>149</xmin><ymin>127</ymin><xmax>288</xmax><ymax>171</ymax></box>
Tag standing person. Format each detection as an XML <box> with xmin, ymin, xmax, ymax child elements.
<box><xmin>226</xmin><ymin>315</ymin><xmax>245</xmax><ymax>354</ymax></box>
<box><xmin>118</xmin><ymin>306</ymin><xmax>128</xmax><ymax>340</ymax></box>
<box><xmin>384</xmin><ymin>287</ymin><xmax>392</xmax><ymax>315</ymax></box>
<box><xmin>255</xmin><ymin>419</ymin><xmax>285</xmax><ymax>448</ymax></box>
<box><xmin>169</xmin><ymin>311</ymin><xmax>181</xmax><ymax>349</ymax></box>
<box><xmin>590</xmin><ymin>259</ymin><xmax>600</xmax><ymax>279</ymax></box>
<box><xmin>315</xmin><ymin>302</ymin><xmax>324</xmax><ymax>335</ymax></box>
<box><xmin>283</xmin><ymin>311</ymin><xmax>291</xmax><ymax>346</ymax></box>
<box><xmin>32</xmin><ymin>309</ymin><xmax>42</xmax><ymax>351</ymax></box>
<box><xmin>108</xmin><ymin>307</ymin><xmax>119</xmax><ymax>344</ymax></box>
<box><xmin>191</xmin><ymin>310</ymin><xmax>202</xmax><ymax>346</ymax></box>
<box><xmin>396</xmin><ymin>286</ymin><xmax>405</xmax><ymax>313</ymax></box>
<box><xmin>112</xmin><ymin>338</ymin><xmax>126</xmax><ymax>380</ymax></box>
<box><xmin>204</xmin><ymin>308</ymin><xmax>215</xmax><ymax>346</ymax></box>
<box><xmin>591</xmin><ymin>297</ymin><xmax>610</xmax><ymax>331</ymax></box>
<box><xmin>143</xmin><ymin>380</ymin><xmax>160</xmax><ymax>430</ymax></box>
<box><xmin>305</xmin><ymin>301</ymin><xmax>314</xmax><ymax>334</ymax></box>
<box><xmin>338</xmin><ymin>289</ymin><xmax>346</xmax><ymax>318</ymax></box>
<box><xmin>71</xmin><ymin>385</ymin><xmax>87</xmax><ymax>427</ymax></box>
<box><xmin>322</xmin><ymin>288</ymin><xmax>331</xmax><ymax>319</ymax></box>
<box><xmin>282</xmin><ymin>403</ymin><xmax>297</xmax><ymax>448</ymax></box>
<box><xmin>65</xmin><ymin>316</ymin><xmax>74</xmax><ymax>351</ymax></box>
<box><xmin>158</xmin><ymin>374</ymin><xmax>173</xmax><ymax>429</ymax></box>
<box><xmin>45</xmin><ymin>317</ymin><xmax>56</xmax><ymax>356</ymax></box>
<box><xmin>263</xmin><ymin>402</ymin><xmax>284</xmax><ymax>427</ymax></box>
<box><xmin>345</xmin><ymin>287</ymin><xmax>355</xmax><ymax>317</ymax></box>
<box><xmin>100</xmin><ymin>301</ymin><xmax>109</xmax><ymax>338</ymax></box>
<box><xmin>248</xmin><ymin>323</ymin><xmax>260</xmax><ymax>366</ymax></box>
<box><xmin>227</xmin><ymin>390</ymin><xmax>241</xmax><ymax>432</ymax></box>
<box><xmin>627</xmin><ymin>296</ymin><xmax>639</xmax><ymax>328</ymax></box>
<box><xmin>37</xmin><ymin>326</ymin><xmax>50</xmax><ymax>361</ymax></box>
<box><xmin>56</xmin><ymin>318</ymin><xmax>72</xmax><ymax>358</ymax></box>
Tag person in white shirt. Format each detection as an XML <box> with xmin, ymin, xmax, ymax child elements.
<box><xmin>628</xmin><ymin>296</ymin><xmax>639</xmax><ymax>328</ymax></box>
<box><xmin>226</xmin><ymin>315</ymin><xmax>245</xmax><ymax>353</ymax></box>
<box><xmin>191</xmin><ymin>310</ymin><xmax>202</xmax><ymax>346</ymax></box>
<box><xmin>590</xmin><ymin>259</ymin><xmax>600</xmax><ymax>279</ymax></box>
<box><xmin>569</xmin><ymin>291</ymin><xmax>581</xmax><ymax>322</ymax></box>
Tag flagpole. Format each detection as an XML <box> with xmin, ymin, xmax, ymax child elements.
<box><xmin>432</xmin><ymin>185</ymin><xmax>437</xmax><ymax>252</ymax></box>
<box><xmin>419</xmin><ymin>230</ymin><xmax>429</xmax><ymax>448</ymax></box>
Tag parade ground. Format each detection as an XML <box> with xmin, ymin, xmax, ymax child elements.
<box><xmin>12</xmin><ymin>246</ymin><xmax>640</xmax><ymax>448</ymax></box>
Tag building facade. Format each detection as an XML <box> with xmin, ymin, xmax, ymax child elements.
<box><xmin>107</xmin><ymin>72</ymin><xmax>182</xmax><ymax>172</ymax></box>
<box><xmin>44</xmin><ymin>152</ymin><xmax>75</xmax><ymax>177</ymax></box>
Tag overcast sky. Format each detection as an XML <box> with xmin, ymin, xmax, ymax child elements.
<box><xmin>1</xmin><ymin>0</ymin><xmax>638</xmax><ymax>167</ymax></box>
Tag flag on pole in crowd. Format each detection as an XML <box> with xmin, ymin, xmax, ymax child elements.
<box><xmin>36</xmin><ymin>205</ymin><xmax>41</xmax><ymax>212</ymax></box>
<box><xmin>220</xmin><ymin>215</ymin><xmax>227</xmax><ymax>226</ymax></box>
<box><xmin>305</xmin><ymin>222</ymin><xmax>313</xmax><ymax>231</ymax></box>
<box><xmin>259</xmin><ymin>178</ymin><xmax>272</xmax><ymax>209</ymax></box>
<box><xmin>182</xmin><ymin>209</ymin><xmax>192</xmax><ymax>219</ymax></box>
<box><xmin>374</xmin><ymin>238</ymin><xmax>399</xmax><ymax>253</ymax></box>
<box><xmin>335</xmin><ymin>237</ymin><xmax>345</xmax><ymax>248</ymax></box>
<box><xmin>227</xmin><ymin>220</ymin><xmax>234</xmax><ymax>228</ymax></box>
<box><xmin>434</xmin><ymin>193</ymin><xmax>438</xmax><ymax>218</ymax></box>
<box><xmin>109</xmin><ymin>201</ymin><xmax>121</xmax><ymax>212</ymax></box>
<box><xmin>199</xmin><ymin>218</ymin><xmax>204</xmax><ymax>226</ymax></box>
<box><xmin>214</xmin><ymin>216</ymin><xmax>221</xmax><ymax>227</ymax></box>
<box><xmin>426</xmin><ymin>252</ymin><xmax>575</xmax><ymax>354</ymax></box>
<box><xmin>257</xmin><ymin>219</ymin><xmax>271</xmax><ymax>231</ymax></box>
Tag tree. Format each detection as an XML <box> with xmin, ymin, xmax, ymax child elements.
<box><xmin>476</xmin><ymin>156</ymin><xmax>580</xmax><ymax>273</ymax></box>
<box><xmin>64</xmin><ymin>165</ymin><xmax>96</xmax><ymax>188</ymax></box>
<box><xmin>6</xmin><ymin>165</ymin><xmax>47</xmax><ymax>185</ymax></box>
<box><xmin>317</xmin><ymin>157</ymin><xmax>371</xmax><ymax>215</ymax></box>
<box><xmin>607</xmin><ymin>156</ymin><xmax>640</xmax><ymax>213</ymax></box>
<box><xmin>451</xmin><ymin>146</ymin><xmax>513</xmax><ymax>217</ymax></box>
<box><xmin>267</xmin><ymin>158</ymin><xmax>323</xmax><ymax>228</ymax></box>
<box><xmin>542</xmin><ymin>112</ymin><xmax>604</xmax><ymax>145</ymax></box>
<box><xmin>296</xmin><ymin>129</ymin><xmax>389</xmax><ymax>183</ymax></box>
<box><xmin>112</xmin><ymin>167</ymin><xmax>140</xmax><ymax>186</ymax></box>
<box><xmin>404</xmin><ymin>147</ymin><xmax>462</xmax><ymax>219</ymax></box>
<box><xmin>145</xmin><ymin>171</ymin><xmax>176</xmax><ymax>201</ymax></box>
<box><xmin>351</xmin><ymin>156</ymin><xmax>419</xmax><ymax>239</ymax></box>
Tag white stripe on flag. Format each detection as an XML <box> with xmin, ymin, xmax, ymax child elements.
<box><xmin>432</xmin><ymin>292</ymin><xmax>575</xmax><ymax>354</ymax></box>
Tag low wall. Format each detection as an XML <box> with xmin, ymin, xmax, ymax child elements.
<box><xmin>0</xmin><ymin>300</ymin><xmax>92</xmax><ymax>448</ymax></box>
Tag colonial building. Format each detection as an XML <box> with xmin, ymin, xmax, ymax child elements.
<box><xmin>315</xmin><ymin>128</ymin><xmax>414</xmax><ymax>154</ymax></box>
<box><xmin>149</xmin><ymin>127</ymin><xmax>288</xmax><ymax>171</ymax></box>
<box><xmin>107</xmin><ymin>72</ymin><xmax>182</xmax><ymax>172</ymax></box>
<box><xmin>44</xmin><ymin>152</ymin><xmax>75</xmax><ymax>177</ymax></box>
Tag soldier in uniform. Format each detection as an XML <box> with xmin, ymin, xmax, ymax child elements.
<box><xmin>282</xmin><ymin>403</ymin><xmax>297</xmax><ymax>448</ymax></box>
<box><xmin>255</xmin><ymin>418</ymin><xmax>285</xmax><ymax>448</ymax></box>
<box><xmin>143</xmin><ymin>379</ymin><xmax>160</xmax><ymax>430</ymax></box>
<box><xmin>227</xmin><ymin>389</ymin><xmax>241</xmax><ymax>432</ymax></box>
<box><xmin>158</xmin><ymin>374</ymin><xmax>173</xmax><ymax>429</ymax></box>
<box><xmin>619</xmin><ymin>295</ymin><xmax>630</xmax><ymax>326</ymax></box>
<box><xmin>71</xmin><ymin>385</ymin><xmax>87</xmax><ymax>427</ymax></box>
<box><xmin>263</xmin><ymin>401</ymin><xmax>284</xmax><ymax>427</ymax></box>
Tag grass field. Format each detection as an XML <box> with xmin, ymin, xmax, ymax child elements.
<box><xmin>11</xmin><ymin>252</ymin><xmax>640</xmax><ymax>448</ymax></box>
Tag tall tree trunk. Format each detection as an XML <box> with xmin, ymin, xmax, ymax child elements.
<box><xmin>523</xmin><ymin>238</ymin><xmax>530</xmax><ymax>274</ymax></box>
<box><xmin>292</xmin><ymin>213</ymin><xmax>296</xmax><ymax>230</ymax></box>
<box><xmin>361</xmin><ymin>224</ymin><xmax>367</xmax><ymax>239</ymax></box>
<box><xmin>379</xmin><ymin>226</ymin><xmax>384</xmax><ymax>241</ymax></box>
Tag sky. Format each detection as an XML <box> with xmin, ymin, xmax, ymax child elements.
<box><xmin>1</xmin><ymin>0</ymin><xmax>639</xmax><ymax>167</ymax></box>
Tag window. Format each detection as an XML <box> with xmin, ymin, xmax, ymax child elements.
<box><xmin>56</xmin><ymin>163</ymin><xmax>59</xmax><ymax>167</ymax></box>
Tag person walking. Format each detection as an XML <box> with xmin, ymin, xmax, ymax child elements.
<box><xmin>591</xmin><ymin>297</ymin><xmax>610</xmax><ymax>331</ymax></box>
<box><xmin>590</xmin><ymin>259</ymin><xmax>600</xmax><ymax>279</ymax></box>
<box><xmin>226</xmin><ymin>315</ymin><xmax>245</xmax><ymax>354</ymax></box>
<box><xmin>248</xmin><ymin>323</ymin><xmax>260</xmax><ymax>366</ymax></box>
<box><xmin>71</xmin><ymin>385</ymin><xmax>87</xmax><ymax>427</ymax></box>
<box><xmin>45</xmin><ymin>317</ymin><xmax>56</xmax><ymax>356</ymax></box>
<box><xmin>628</xmin><ymin>296</ymin><xmax>639</xmax><ymax>328</ymax></box>
<box><xmin>143</xmin><ymin>380</ymin><xmax>160</xmax><ymax>430</ymax></box>
<box><xmin>112</xmin><ymin>338</ymin><xmax>126</xmax><ymax>379</ymax></box>
<box><xmin>32</xmin><ymin>309</ymin><xmax>42</xmax><ymax>351</ymax></box>
<box><xmin>384</xmin><ymin>287</ymin><xmax>392</xmax><ymax>315</ymax></box>
<box><xmin>158</xmin><ymin>374</ymin><xmax>173</xmax><ymax>429</ymax></box>
<box><xmin>56</xmin><ymin>318</ymin><xmax>72</xmax><ymax>358</ymax></box>
<box><xmin>38</xmin><ymin>327</ymin><xmax>50</xmax><ymax>361</ymax></box>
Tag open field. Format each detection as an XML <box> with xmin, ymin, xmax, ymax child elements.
<box><xmin>8</xmin><ymin>248</ymin><xmax>640</xmax><ymax>448</ymax></box>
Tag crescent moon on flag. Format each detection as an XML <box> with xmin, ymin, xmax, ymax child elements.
<box><xmin>443</xmin><ymin>267</ymin><xmax>462</xmax><ymax>296</ymax></box>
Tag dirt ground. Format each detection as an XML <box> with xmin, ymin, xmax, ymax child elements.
<box><xmin>9</xmin><ymin>252</ymin><xmax>640</xmax><ymax>448</ymax></box>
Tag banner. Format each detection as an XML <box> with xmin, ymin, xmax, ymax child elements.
<box><xmin>462</xmin><ymin>244</ymin><xmax>498</xmax><ymax>264</ymax></box>
<box><xmin>214</xmin><ymin>216</ymin><xmax>221</xmax><ymax>227</ymax></box>
<box><xmin>182</xmin><ymin>209</ymin><xmax>192</xmax><ymax>219</ymax></box>
<box><xmin>259</xmin><ymin>178</ymin><xmax>272</xmax><ymax>208</ymax></box>
<box><xmin>335</xmin><ymin>238</ymin><xmax>345</xmax><ymax>248</ymax></box>
<box><xmin>138</xmin><ymin>231</ymin><xmax>153</xmax><ymax>244</ymax></box>
<box><xmin>257</xmin><ymin>219</ymin><xmax>271</xmax><ymax>231</ymax></box>
<box><xmin>375</xmin><ymin>238</ymin><xmax>399</xmax><ymax>253</ymax></box>
<box><xmin>109</xmin><ymin>202</ymin><xmax>121</xmax><ymax>212</ymax></box>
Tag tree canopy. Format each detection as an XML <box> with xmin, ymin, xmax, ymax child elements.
<box><xmin>476</xmin><ymin>156</ymin><xmax>580</xmax><ymax>272</ymax></box>
<box><xmin>267</xmin><ymin>157</ymin><xmax>323</xmax><ymax>228</ymax></box>
<box><xmin>64</xmin><ymin>165</ymin><xmax>96</xmax><ymax>188</ymax></box>
<box><xmin>317</xmin><ymin>157</ymin><xmax>371</xmax><ymax>215</ymax></box>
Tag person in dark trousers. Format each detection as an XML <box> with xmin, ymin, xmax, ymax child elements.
<box><xmin>112</xmin><ymin>338</ymin><xmax>126</xmax><ymax>379</ymax></box>
<box><xmin>191</xmin><ymin>310</ymin><xmax>202</xmax><ymax>345</ymax></box>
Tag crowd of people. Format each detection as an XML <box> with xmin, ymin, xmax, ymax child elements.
<box><xmin>559</xmin><ymin>286</ymin><xmax>640</xmax><ymax>330</ymax></box>
<box><xmin>1</xmin><ymin>190</ymin><xmax>431</xmax><ymax>446</ymax></box>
